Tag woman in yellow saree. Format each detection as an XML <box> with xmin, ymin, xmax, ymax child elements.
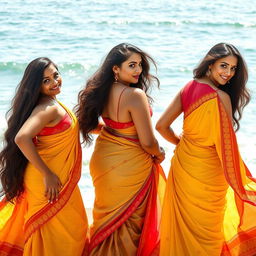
<box><xmin>156</xmin><ymin>43</ymin><xmax>256</xmax><ymax>256</ymax></box>
<box><xmin>0</xmin><ymin>57</ymin><xmax>88</xmax><ymax>256</ymax></box>
<box><xmin>76</xmin><ymin>43</ymin><xmax>166</xmax><ymax>255</ymax></box>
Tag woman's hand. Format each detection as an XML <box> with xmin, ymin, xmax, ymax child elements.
<box><xmin>153</xmin><ymin>147</ymin><xmax>165</xmax><ymax>164</ymax></box>
<box><xmin>44</xmin><ymin>171</ymin><xmax>62</xmax><ymax>203</ymax></box>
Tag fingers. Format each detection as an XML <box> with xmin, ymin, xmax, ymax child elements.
<box><xmin>44</xmin><ymin>173</ymin><xmax>62</xmax><ymax>203</ymax></box>
<box><xmin>45</xmin><ymin>186</ymin><xmax>60</xmax><ymax>203</ymax></box>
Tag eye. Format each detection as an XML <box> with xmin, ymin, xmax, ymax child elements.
<box><xmin>220</xmin><ymin>64</ymin><xmax>227</xmax><ymax>68</ymax></box>
<box><xmin>54</xmin><ymin>73</ymin><xmax>60</xmax><ymax>79</ymax></box>
<box><xmin>43</xmin><ymin>79</ymin><xmax>50</xmax><ymax>84</ymax></box>
<box><xmin>231</xmin><ymin>66</ymin><xmax>237</xmax><ymax>71</ymax></box>
<box><xmin>129</xmin><ymin>64</ymin><xmax>135</xmax><ymax>68</ymax></box>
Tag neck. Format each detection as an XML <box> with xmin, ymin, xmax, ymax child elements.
<box><xmin>114</xmin><ymin>81</ymin><xmax>130</xmax><ymax>87</ymax></box>
<box><xmin>205</xmin><ymin>76</ymin><xmax>219</xmax><ymax>88</ymax></box>
<box><xmin>41</xmin><ymin>95</ymin><xmax>57</xmax><ymax>102</ymax></box>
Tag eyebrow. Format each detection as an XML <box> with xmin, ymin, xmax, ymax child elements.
<box><xmin>221</xmin><ymin>62</ymin><xmax>237</xmax><ymax>67</ymax></box>
<box><xmin>43</xmin><ymin>71</ymin><xmax>58</xmax><ymax>79</ymax></box>
<box><xmin>128</xmin><ymin>60</ymin><xmax>142</xmax><ymax>64</ymax></box>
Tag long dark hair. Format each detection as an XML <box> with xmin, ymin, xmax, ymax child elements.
<box><xmin>0</xmin><ymin>57</ymin><xmax>58</xmax><ymax>202</ymax></box>
<box><xmin>75</xmin><ymin>43</ymin><xmax>159</xmax><ymax>144</ymax></box>
<box><xmin>193</xmin><ymin>43</ymin><xmax>250</xmax><ymax>131</ymax></box>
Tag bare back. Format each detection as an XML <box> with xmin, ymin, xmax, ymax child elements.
<box><xmin>102</xmin><ymin>83</ymin><xmax>133</xmax><ymax>123</ymax></box>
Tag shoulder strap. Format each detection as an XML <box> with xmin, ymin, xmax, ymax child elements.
<box><xmin>117</xmin><ymin>87</ymin><xmax>128</xmax><ymax>122</ymax></box>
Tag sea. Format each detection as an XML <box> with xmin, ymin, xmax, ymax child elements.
<box><xmin>0</xmin><ymin>0</ymin><xmax>256</xmax><ymax>209</ymax></box>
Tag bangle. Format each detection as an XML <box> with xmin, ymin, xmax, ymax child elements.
<box><xmin>155</xmin><ymin>147</ymin><xmax>165</xmax><ymax>157</ymax></box>
<box><xmin>160</xmin><ymin>146</ymin><xmax>165</xmax><ymax>154</ymax></box>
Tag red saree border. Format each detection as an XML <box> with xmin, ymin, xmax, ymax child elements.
<box><xmin>218</xmin><ymin>98</ymin><xmax>256</xmax><ymax>205</ymax></box>
<box><xmin>88</xmin><ymin>171</ymin><xmax>154</xmax><ymax>253</ymax></box>
<box><xmin>184</xmin><ymin>92</ymin><xmax>217</xmax><ymax>118</ymax></box>
<box><xmin>24</xmin><ymin>144</ymin><xmax>82</xmax><ymax>242</ymax></box>
<box><xmin>221</xmin><ymin>227</ymin><xmax>256</xmax><ymax>256</ymax></box>
<box><xmin>137</xmin><ymin>165</ymin><xmax>159</xmax><ymax>256</ymax></box>
<box><xmin>0</xmin><ymin>242</ymin><xmax>23</xmax><ymax>256</ymax></box>
<box><xmin>0</xmin><ymin>199</ymin><xmax>7</xmax><ymax>211</ymax></box>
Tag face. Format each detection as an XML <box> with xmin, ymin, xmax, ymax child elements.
<box><xmin>209</xmin><ymin>55</ymin><xmax>238</xmax><ymax>86</ymax></box>
<box><xmin>113</xmin><ymin>52</ymin><xmax>142</xmax><ymax>85</ymax></box>
<box><xmin>40</xmin><ymin>63</ymin><xmax>62</xmax><ymax>98</ymax></box>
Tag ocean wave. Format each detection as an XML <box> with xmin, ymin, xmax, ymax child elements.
<box><xmin>87</xmin><ymin>19</ymin><xmax>256</xmax><ymax>28</ymax></box>
<box><xmin>0</xmin><ymin>62</ymin><xmax>96</xmax><ymax>74</ymax></box>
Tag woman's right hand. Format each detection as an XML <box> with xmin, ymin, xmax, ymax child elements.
<box><xmin>43</xmin><ymin>171</ymin><xmax>62</xmax><ymax>203</ymax></box>
<box><xmin>153</xmin><ymin>147</ymin><xmax>165</xmax><ymax>164</ymax></box>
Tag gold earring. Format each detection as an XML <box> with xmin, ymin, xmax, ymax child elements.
<box><xmin>114</xmin><ymin>73</ymin><xmax>118</xmax><ymax>83</ymax></box>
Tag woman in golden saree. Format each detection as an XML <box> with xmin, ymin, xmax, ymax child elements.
<box><xmin>0</xmin><ymin>57</ymin><xmax>88</xmax><ymax>256</ymax></box>
<box><xmin>157</xmin><ymin>43</ymin><xmax>256</xmax><ymax>256</ymax></box>
<box><xmin>76</xmin><ymin>43</ymin><xmax>166</xmax><ymax>255</ymax></box>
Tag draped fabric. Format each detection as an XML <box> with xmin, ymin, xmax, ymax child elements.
<box><xmin>0</xmin><ymin>102</ymin><xmax>88</xmax><ymax>256</ymax></box>
<box><xmin>160</xmin><ymin>80</ymin><xmax>256</xmax><ymax>256</ymax></box>
<box><xmin>87</xmin><ymin>121</ymin><xmax>166</xmax><ymax>256</ymax></box>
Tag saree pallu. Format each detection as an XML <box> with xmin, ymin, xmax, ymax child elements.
<box><xmin>160</xmin><ymin>80</ymin><xmax>256</xmax><ymax>256</ymax></box>
<box><xmin>87</xmin><ymin>124</ymin><xmax>166</xmax><ymax>256</ymax></box>
<box><xmin>0</xmin><ymin>102</ymin><xmax>88</xmax><ymax>256</ymax></box>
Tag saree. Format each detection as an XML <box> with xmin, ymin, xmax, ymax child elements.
<box><xmin>0</xmin><ymin>102</ymin><xmax>88</xmax><ymax>256</ymax></box>
<box><xmin>87</xmin><ymin>118</ymin><xmax>166</xmax><ymax>256</ymax></box>
<box><xmin>160</xmin><ymin>80</ymin><xmax>256</xmax><ymax>256</ymax></box>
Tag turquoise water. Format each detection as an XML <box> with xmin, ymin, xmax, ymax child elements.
<box><xmin>1</xmin><ymin>0</ymin><xmax>256</xmax><ymax>208</ymax></box>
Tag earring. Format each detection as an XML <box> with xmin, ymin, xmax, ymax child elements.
<box><xmin>114</xmin><ymin>73</ymin><xmax>118</xmax><ymax>83</ymax></box>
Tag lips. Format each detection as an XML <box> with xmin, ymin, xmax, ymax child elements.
<box><xmin>220</xmin><ymin>75</ymin><xmax>229</xmax><ymax>81</ymax></box>
<box><xmin>133</xmin><ymin>75</ymin><xmax>140</xmax><ymax>80</ymax></box>
<box><xmin>51</xmin><ymin>85</ymin><xmax>61</xmax><ymax>90</ymax></box>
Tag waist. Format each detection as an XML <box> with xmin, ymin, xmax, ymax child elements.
<box><xmin>104</xmin><ymin>126</ymin><xmax>139</xmax><ymax>142</ymax></box>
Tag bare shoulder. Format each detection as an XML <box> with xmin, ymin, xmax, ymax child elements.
<box><xmin>125</xmin><ymin>87</ymin><xmax>147</xmax><ymax>101</ymax></box>
<box><xmin>217</xmin><ymin>90</ymin><xmax>231</xmax><ymax>104</ymax></box>
<box><xmin>31</xmin><ymin>100</ymin><xmax>58</xmax><ymax>117</ymax></box>
<box><xmin>121</xmin><ymin>87</ymin><xmax>148</xmax><ymax>110</ymax></box>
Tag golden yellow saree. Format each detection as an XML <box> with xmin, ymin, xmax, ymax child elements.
<box><xmin>87</xmin><ymin>118</ymin><xmax>166</xmax><ymax>256</ymax></box>
<box><xmin>0</xmin><ymin>102</ymin><xmax>88</xmax><ymax>256</ymax></box>
<box><xmin>160</xmin><ymin>80</ymin><xmax>256</xmax><ymax>256</ymax></box>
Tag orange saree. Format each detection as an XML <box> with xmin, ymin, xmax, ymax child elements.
<box><xmin>160</xmin><ymin>80</ymin><xmax>256</xmax><ymax>256</ymax></box>
<box><xmin>87</xmin><ymin>118</ymin><xmax>166</xmax><ymax>256</ymax></box>
<box><xmin>0</xmin><ymin>102</ymin><xmax>88</xmax><ymax>256</ymax></box>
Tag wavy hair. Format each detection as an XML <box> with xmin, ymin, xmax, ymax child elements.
<box><xmin>75</xmin><ymin>43</ymin><xmax>159</xmax><ymax>144</ymax></box>
<box><xmin>0</xmin><ymin>57</ymin><xmax>58</xmax><ymax>202</ymax></box>
<box><xmin>193</xmin><ymin>43</ymin><xmax>250</xmax><ymax>131</ymax></box>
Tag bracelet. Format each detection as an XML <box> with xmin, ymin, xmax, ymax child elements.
<box><xmin>155</xmin><ymin>147</ymin><xmax>165</xmax><ymax>157</ymax></box>
<box><xmin>160</xmin><ymin>146</ymin><xmax>165</xmax><ymax>154</ymax></box>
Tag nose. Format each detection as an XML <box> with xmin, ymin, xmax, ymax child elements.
<box><xmin>53</xmin><ymin>78</ymin><xmax>58</xmax><ymax>85</ymax></box>
<box><xmin>136</xmin><ymin>66</ymin><xmax>142</xmax><ymax>73</ymax></box>
<box><xmin>225</xmin><ymin>68</ymin><xmax>232</xmax><ymax>76</ymax></box>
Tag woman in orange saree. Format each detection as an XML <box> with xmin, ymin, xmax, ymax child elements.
<box><xmin>0</xmin><ymin>58</ymin><xmax>88</xmax><ymax>256</ymax></box>
<box><xmin>157</xmin><ymin>43</ymin><xmax>256</xmax><ymax>256</ymax></box>
<box><xmin>76</xmin><ymin>43</ymin><xmax>166</xmax><ymax>255</ymax></box>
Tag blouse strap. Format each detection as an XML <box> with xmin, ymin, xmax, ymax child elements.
<box><xmin>117</xmin><ymin>87</ymin><xmax>128</xmax><ymax>122</ymax></box>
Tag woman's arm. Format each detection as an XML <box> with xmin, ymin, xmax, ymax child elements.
<box><xmin>156</xmin><ymin>91</ymin><xmax>182</xmax><ymax>145</ymax></box>
<box><xmin>127</xmin><ymin>89</ymin><xmax>165</xmax><ymax>163</ymax></box>
<box><xmin>217</xmin><ymin>90</ymin><xmax>233</xmax><ymax>120</ymax></box>
<box><xmin>15</xmin><ymin>104</ymin><xmax>62</xmax><ymax>202</ymax></box>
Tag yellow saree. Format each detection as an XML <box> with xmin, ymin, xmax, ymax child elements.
<box><xmin>0</xmin><ymin>102</ymin><xmax>88</xmax><ymax>256</ymax></box>
<box><xmin>160</xmin><ymin>80</ymin><xmax>256</xmax><ymax>256</ymax></box>
<box><xmin>87</xmin><ymin>119</ymin><xmax>166</xmax><ymax>256</ymax></box>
